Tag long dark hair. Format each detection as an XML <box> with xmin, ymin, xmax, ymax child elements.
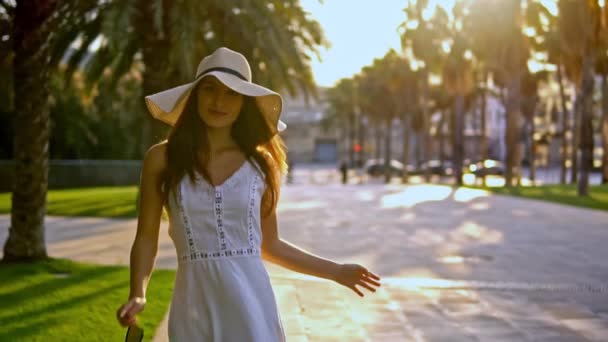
<box><xmin>161</xmin><ymin>83</ymin><xmax>287</xmax><ymax>216</ymax></box>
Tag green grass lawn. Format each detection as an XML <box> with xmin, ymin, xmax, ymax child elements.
<box><xmin>466</xmin><ymin>184</ymin><xmax>608</xmax><ymax>211</ymax></box>
<box><xmin>0</xmin><ymin>186</ymin><xmax>141</xmax><ymax>218</ymax></box>
<box><xmin>0</xmin><ymin>258</ymin><xmax>175</xmax><ymax>342</ymax></box>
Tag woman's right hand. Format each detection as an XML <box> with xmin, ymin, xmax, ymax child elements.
<box><xmin>116</xmin><ymin>297</ymin><xmax>146</xmax><ymax>327</ymax></box>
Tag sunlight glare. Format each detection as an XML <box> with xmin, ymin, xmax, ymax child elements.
<box><xmin>451</xmin><ymin>221</ymin><xmax>504</xmax><ymax>244</ymax></box>
<box><xmin>437</xmin><ymin>256</ymin><xmax>465</xmax><ymax>264</ymax></box>
<box><xmin>429</xmin><ymin>74</ymin><xmax>441</xmax><ymax>85</ymax></box>
<box><xmin>539</xmin><ymin>0</ymin><xmax>558</xmax><ymax>15</ymax></box>
<box><xmin>277</xmin><ymin>200</ymin><xmax>326</xmax><ymax>211</ymax></box>
<box><xmin>381</xmin><ymin>185</ymin><xmax>452</xmax><ymax>208</ymax></box>
<box><xmin>452</xmin><ymin>187</ymin><xmax>490</xmax><ymax>202</ymax></box>
<box><xmin>441</xmin><ymin>40</ymin><xmax>451</xmax><ymax>53</ymax></box>
<box><xmin>354</xmin><ymin>190</ymin><xmax>375</xmax><ymax>201</ymax></box>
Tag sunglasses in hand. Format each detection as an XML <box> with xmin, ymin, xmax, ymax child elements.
<box><xmin>125</xmin><ymin>325</ymin><xmax>144</xmax><ymax>342</ymax></box>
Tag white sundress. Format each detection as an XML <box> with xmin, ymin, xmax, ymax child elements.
<box><xmin>165</xmin><ymin>160</ymin><xmax>286</xmax><ymax>342</ymax></box>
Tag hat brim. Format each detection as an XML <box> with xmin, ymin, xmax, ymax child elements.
<box><xmin>144</xmin><ymin>72</ymin><xmax>286</xmax><ymax>133</ymax></box>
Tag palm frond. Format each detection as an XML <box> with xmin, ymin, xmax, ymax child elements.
<box><xmin>84</xmin><ymin>42</ymin><xmax>113</xmax><ymax>92</ymax></box>
<box><xmin>108</xmin><ymin>36</ymin><xmax>139</xmax><ymax>88</ymax></box>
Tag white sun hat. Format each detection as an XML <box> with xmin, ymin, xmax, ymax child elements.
<box><xmin>144</xmin><ymin>47</ymin><xmax>286</xmax><ymax>134</ymax></box>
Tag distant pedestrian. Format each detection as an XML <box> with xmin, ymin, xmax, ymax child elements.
<box><xmin>340</xmin><ymin>160</ymin><xmax>348</xmax><ymax>184</ymax></box>
<box><xmin>116</xmin><ymin>47</ymin><xmax>381</xmax><ymax>341</ymax></box>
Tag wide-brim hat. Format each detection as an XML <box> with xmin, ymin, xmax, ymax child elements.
<box><xmin>144</xmin><ymin>47</ymin><xmax>286</xmax><ymax>134</ymax></box>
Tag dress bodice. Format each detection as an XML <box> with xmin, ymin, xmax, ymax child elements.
<box><xmin>167</xmin><ymin>160</ymin><xmax>266</xmax><ymax>263</ymax></box>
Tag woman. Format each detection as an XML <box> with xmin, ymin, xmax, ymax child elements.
<box><xmin>116</xmin><ymin>47</ymin><xmax>381</xmax><ymax>341</ymax></box>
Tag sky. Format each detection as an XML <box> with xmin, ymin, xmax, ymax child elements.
<box><xmin>299</xmin><ymin>0</ymin><xmax>456</xmax><ymax>88</ymax></box>
<box><xmin>300</xmin><ymin>0</ymin><xmax>558</xmax><ymax>88</ymax></box>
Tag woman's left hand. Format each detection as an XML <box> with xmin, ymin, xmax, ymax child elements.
<box><xmin>332</xmin><ymin>263</ymin><xmax>381</xmax><ymax>297</ymax></box>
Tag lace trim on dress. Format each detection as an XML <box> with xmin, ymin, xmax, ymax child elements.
<box><xmin>178</xmin><ymin>247</ymin><xmax>260</xmax><ymax>262</ymax></box>
<box><xmin>194</xmin><ymin>160</ymin><xmax>249</xmax><ymax>190</ymax></box>
<box><xmin>247</xmin><ymin>175</ymin><xmax>260</xmax><ymax>248</ymax></box>
<box><xmin>213</xmin><ymin>189</ymin><xmax>227</xmax><ymax>251</ymax></box>
<box><xmin>177</xmin><ymin>181</ymin><xmax>198</xmax><ymax>260</ymax></box>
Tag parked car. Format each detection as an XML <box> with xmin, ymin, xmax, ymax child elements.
<box><xmin>419</xmin><ymin>160</ymin><xmax>454</xmax><ymax>176</ymax></box>
<box><xmin>468</xmin><ymin>159</ymin><xmax>505</xmax><ymax>177</ymax></box>
<box><xmin>365</xmin><ymin>159</ymin><xmax>407</xmax><ymax>177</ymax></box>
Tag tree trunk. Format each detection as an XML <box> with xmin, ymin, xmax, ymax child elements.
<box><xmin>3</xmin><ymin>0</ymin><xmax>58</xmax><ymax>262</ymax></box>
<box><xmin>375</xmin><ymin>122</ymin><xmax>382</xmax><ymax>160</ymax></box>
<box><xmin>422</xmin><ymin>73</ymin><xmax>431</xmax><ymax>182</ymax></box>
<box><xmin>415</xmin><ymin>132</ymin><xmax>423</xmax><ymax>168</ymax></box>
<box><xmin>402</xmin><ymin>115</ymin><xmax>410</xmax><ymax>183</ymax></box>
<box><xmin>348</xmin><ymin>112</ymin><xmax>355</xmax><ymax>167</ymax></box>
<box><xmin>452</xmin><ymin>95</ymin><xmax>465</xmax><ymax>186</ymax></box>
<box><xmin>602</xmin><ymin>74</ymin><xmax>608</xmax><ymax>184</ymax></box>
<box><xmin>384</xmin><ymin>115</ymin><xmax>393</xmax><ymax>183</ymax></box>
<box><xmin>570</xmin><ymin>95</ymin><xmax>582</xmax><ymax>184</ymax></box>
<box><xmin>480</xmin><ymin>72</ymin><xmax>488</xmax><ymax>186</ymax></box>
<box><xmin>578</xmin><ymin>55</ymin><xmax>595</xmax><ymax>196</ymax></box>
<box><xmin>136</xmin><ymin>0</ymin><xmax>173</xmax><ymax>157</ymax></box>
<box><xmin>529</xmin><ymin>118</ymin><xmax>536</xmax><ymax>183</ymax></box>
<box><xmin>505</xmin><ymin>72</ymin><xmax>522</xmax><ymax>188</ymax></box>
<box><xmin>358</xmin><ymin>114</ymin><xmax>366</xmax><ymax>168</ymax></box>
<box><xmin>439</xmin><ymin>111</ymin><xmax>446</xmax><ymax>169</ymax></box>
<box><xmin>557</xmin><ymin>61</ymin><xmax>570</xmax><ymax>185</ymax></box>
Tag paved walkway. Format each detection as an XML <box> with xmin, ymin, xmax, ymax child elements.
<box><xmin>1</xmin><ymin>183</ymin><xmax>608</xmax><ymax>341</ymax></box>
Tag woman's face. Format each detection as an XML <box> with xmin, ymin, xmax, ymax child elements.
<box><xmin>197</xmin><ymin>76</ymin><xmax>244</xmax><ymax>129</ymax></box>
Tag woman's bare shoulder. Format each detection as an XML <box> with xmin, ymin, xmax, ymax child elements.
<box><xmin>143</xmin><ymin>141</ymin><xmax>168</xmax><ymax>175</ymax></box>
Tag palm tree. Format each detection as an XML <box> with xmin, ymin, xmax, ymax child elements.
<box><xmin>326</xmin><ymin>78</ymin><xmax>358</xmax><ymax>166</ymax></box>
<box><xmin>357</xmin><ymin>64</ymin><xmax>383</xmax><ymax>163</ymax></box>
<box><xmin>400</xmin><ymin>1</ymin><xmax>449</xmax><ymax>182</ymax></box>
<box><xmin>466</xmin><ymin>37</ymin><xmax>492</xmax><ymax>186</ymax></box>
<box><xmin>596</xmin><ymin>4</ymin><xmax>608</xmax><ymax>184</ymax></box>
<box><xmin>557</xmin><ymin>0</ymin><xmax>602</xmax><ymax>196</ymax></box>
<box><xmin>468</xmin><ymin>0</ymin><xmax>530</xmax><ymax>187</ymax></box>
<box><xmin>357</xmin><ymin>51</ymin><xmax>410</xmax><ymax>183</ymax></box>
<box><xmin>597</xmin><ymin>55</ymin><xmax>608</xmax><ymax>183</ymax></box>
<box><xmin>521</xmin><ymin>69</ymin><xmax>548</xmax><ymax>183</ymax></box>
<box><xmin>443</xmin><ymin>31</ymin><xmax>474</xmax><ymax>186</ymax></box>
<box><xmin>0</xmin><ymin>2</ymin><xmax>13</xmax><ymax>159</ymax></box>
<box><xmin>429</xmin><ymin>85</ymin><xmax>451</xmax><ymax>175</ymax></box>
<box><xmin>2</xmin><ymin>0</ymin><xmax>58</xmax><ymax>261</ymax></box>
<box><xmin>544</xmin><ymin>20</ymin><xmax>572</xmax><ymax>184</ymax></box>
<box><xmin>60</xmin><ymin>0</ymin><xmax>328</xmax><ymax>155</ymax></box>
<box><xmin>398</xmin><ymin>66</ymin><xmax>420</xmax><ymax>184</ymax></box>
<box><xmin>441</xmin><ymin>2</ymin><xmax>474</xmax><ymax>186</ymax></box>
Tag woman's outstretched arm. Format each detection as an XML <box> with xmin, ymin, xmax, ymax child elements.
<box><xmin>260</xmin><ymin>191</ymin><xmax>381</xmax><ymax>297</ymax></box>
<box><xmin>117</xmin><ymin>143</ymin><xmax>166</xmax><ymax>326</ymax></box>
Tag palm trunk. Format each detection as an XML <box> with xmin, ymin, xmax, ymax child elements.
<box><xmin>601</xmin><ymin>74</ymin><xmax>608</xmax><ymax>184</ymax></box>
<box><xmin>422</xmin><ymin>73</ymin><xmax>431</xmax><ymax>182</ymax></box>
<box><xmin>578</xmin><ymin>55</ymin><xmax>595</xmax><ymax>196</ymax></box>
<box><xmin>136</xmin><ymin>0</ymin><xmax>172</xmax><ymax>156</ymax></box>
<box><xmin>529</xmin><ymin>118</ymin><xmax>536</xmax><ymax>183</ymax></box>
<box><xmin>480</xmin><ymin>73</ymin><xmax>488</xmax><ymax>186</ymax></box>
<box><xmin>358</xmin><ymin>114</ymin><xmax>366</xmax><ymax>168</ymax></box>
<box><xmin>557</xmin><ymin>61</ymin><xmax>570</xmax><ymax>184</ymax></box>
<box><xmin>570</xmin><ymin>95</ymin><xmax>582</xmax><ymax>184</ymax></box>
<box><xmin>375</xmin><ymin>122</ymin><xmax>382</xmax><ymax>160</ymax></box>
<box><xmin>505</xmin><ymin>72</ymin><xmax>522</xmax><ymax>188</ymax></box>
<box><xmin>402</xmin><ymin>115</ymin><xmax>410</xmax><ymax>183</ymax></box>
<box><xmin>348</xmin><ymin>112</ymin><xmax>355</xmax><ymax>167</ymax></box>
<box><xmin>416</xmin><ymin>132</ymin><xmax>423</xmax><ymax>168</ymax></box>
<box><xmin>384</xmin><ymin>115</ymin><xmax>393</xmax><ymax>183</ymax></box>
<box><xmin>453</xmin><ymin>95</ymin><xmax>465</xmax><ymax>186</ymax></box>
<box><xmin>3</xmin><ymin>0</ymin><xmax>58</xmax><ymax>262</ymax></box>
<box><xmin>439</xmin><ymin>111</ymin><xmax>446</xmax><ymax>169</ymax></box>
